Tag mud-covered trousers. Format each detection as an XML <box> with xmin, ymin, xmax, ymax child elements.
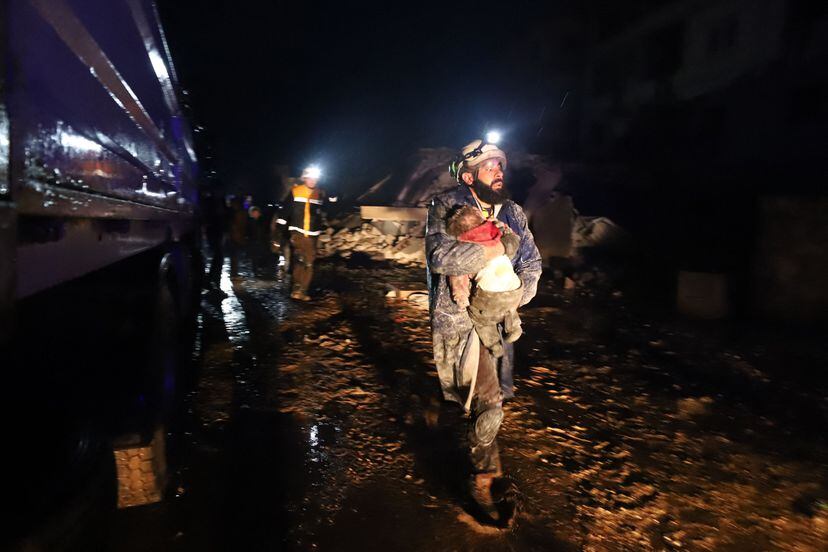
<box><xmin>289</xmin><ymin>232</ymin><xmax>317</xmax><ymax>294</ymax></box>
<box><xmin>469</xmin><ymin>341</ymin><xmax>503</xmax><ymax>474</ymax></box>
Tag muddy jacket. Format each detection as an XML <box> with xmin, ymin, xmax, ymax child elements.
<box><xmin>426</xmin><ymin>185</ymin><xmax>542</xmax><ymax>404</ymax></box>
<box><xmin>274</xmin><ymin>184</ymin><xmax>331</xmax><ymax>236</ymax></box>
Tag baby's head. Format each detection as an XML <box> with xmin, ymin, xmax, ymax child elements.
<box><xmin>446</xmin><ymin>205</ymin><xmax>485</xmax><ymax>237</ymax></box>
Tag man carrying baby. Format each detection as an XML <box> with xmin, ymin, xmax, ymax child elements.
<box><xmin>425</xmin><ymin>138</ymin><xmax>542</xmax><ymax>523</ymax></box>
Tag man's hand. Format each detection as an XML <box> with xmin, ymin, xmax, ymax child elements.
<box><xmin>501</xmin><ymin>233</ymin><xmax>520</xmax><ymax>259</ymax></box>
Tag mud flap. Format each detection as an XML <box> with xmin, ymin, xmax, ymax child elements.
<box><xmin>113</xmin><ymin>427</ymin><xmax>167</xmax><ymax>508</ymax></box>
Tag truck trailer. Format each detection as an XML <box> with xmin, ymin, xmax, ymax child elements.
<box><xmin>1</xmin><ymin>0</ymin><xmax>200</xmax><ymax>547</ymax></box>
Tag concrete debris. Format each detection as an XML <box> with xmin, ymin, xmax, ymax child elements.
<box><xmin>318</xmin><ymin>222</ymin><xmax>426</xmax><ymax>266</ymax></box>
<box><xmin>571</xmin><ymin>215</ymin><xmax>627</xmax><ymax>249</ymax></box>
<box><xmin>335</xmin><ymin>212</ymin><xmax>364</xmax><ymax>230</ymax></box>
<box><xmin>371</xmin><ymin>220</ymin><xmax>409</xmax><ymax>237</ymax></box>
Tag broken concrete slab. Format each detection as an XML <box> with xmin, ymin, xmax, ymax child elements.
<box><xmin>572</xmin><ymin>216</ymin><xmax>626</xmax><ymax>249</ymax></box>
<box><xmin>360</xmin><ymin>206</ymin><xmax>427</xmax><ymax>222</ymax></box>
<box><xmin>371</xmin><ymin>220</ymin><xmax>407</xmax><ymax>236</ymax></box>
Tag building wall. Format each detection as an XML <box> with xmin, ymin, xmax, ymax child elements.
<box><xmin>674</xmin><ymin>0</ymin><xmax>787</xmax><ymax>100</ymax></box>
<box><xmin>577</xmin><ymin>0</ymin><xmax>828</xmax><ymax>321</ymax></box>
<box><xmin>579</xmin><ymin>0</ymin><xmax>802</xmax><ymax>162</ymax></box>
<box><xmin>754</xmin><ymin>196</ymin><xmax>828</xmax><ymax>321</ymax></box>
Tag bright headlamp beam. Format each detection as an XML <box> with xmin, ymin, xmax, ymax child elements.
<box><xmin>304</xmin><ymin>165</ymin><xmax>322</xmax><ymax>179</ymax></box>
<box><xmin>486</xmin><ymin>130</ymin><xmax>502</xmax><ymax>144</ymax></box>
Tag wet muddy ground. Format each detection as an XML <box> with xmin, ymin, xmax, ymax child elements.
<box><xmin>110</xmin><ymin>250</ymin><xmax>828</xmax><ymax>551</ymax></box>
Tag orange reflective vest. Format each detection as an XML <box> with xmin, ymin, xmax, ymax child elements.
<box><xmin>281</xmin><ymin>184</ymin><xmax>326</xmax><ymax>236</ymax></box>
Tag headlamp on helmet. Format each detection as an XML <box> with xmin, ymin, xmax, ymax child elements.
<box><xmin>485</xmin><ymin>130</ymin><xmax>501</xmax><ymax>144</ymax></box>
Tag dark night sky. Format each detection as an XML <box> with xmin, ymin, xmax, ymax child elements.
<box><xmin>157</xmin><ymin>1</ymin><xmax>591</xmax><ymax>199</ymax></box>
<box><xmin>157</xmin><ymin>1</ymin><xmax>671</xmax><ymax>200</ymax></box>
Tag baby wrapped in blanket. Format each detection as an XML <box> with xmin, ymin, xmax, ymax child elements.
<box><xmin>446</xmin><ymin>205</ymin><xmax>523</xmax><ymax>357</ymax></box>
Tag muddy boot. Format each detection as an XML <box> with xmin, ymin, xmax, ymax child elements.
<box><xmin>290</xmin><ymin>290</ymin><xmax>311</xmax><ymax>301</ymax></box>
<box><xmin>469</xmin><ymin>472</ymin><xmax>500</xmax><ymax>522</ymax></box>
<box><xmin>468</xmin><ymin>409</ymin><xmax>504</xmax><ymax>523</ymax></box>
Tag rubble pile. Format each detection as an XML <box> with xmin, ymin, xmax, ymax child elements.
<box><xmin>318</xmin><ymin>221</ymin><xmax>426</xmax><ymax>266</ymax></box>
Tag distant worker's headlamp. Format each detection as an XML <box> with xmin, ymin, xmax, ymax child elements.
<box><xmin>302</xmin><ymin>164</ymin><xmax>322</xmax><ymax>180</ymax></box>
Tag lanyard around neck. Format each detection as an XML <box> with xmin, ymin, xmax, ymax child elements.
<box><xmin>471</xmin><ymin>192</ymin><xmax>498</xmax><ymax>220</ymax></box>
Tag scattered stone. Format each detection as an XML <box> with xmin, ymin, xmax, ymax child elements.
<box><xmin>676</xmin><ymin>396</ymin><xmax>714</xmax><ymax>418</ymax></box>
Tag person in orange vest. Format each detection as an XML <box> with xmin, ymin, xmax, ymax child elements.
<box><xmin>273</xmin><ymin>165</ymin><xmax>334</xmax><ymax>301</ymax></box>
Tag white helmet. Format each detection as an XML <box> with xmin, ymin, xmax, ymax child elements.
<box><xmin>449</xmin><ymin>139</ymin><xmax>507</xmax><ymax>182</ymax></box>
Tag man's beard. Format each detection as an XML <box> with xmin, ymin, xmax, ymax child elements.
<box><xmin>473</xmin><ymin>178</ymin><xmax>510</xmax><ymax>205</ymax></box>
